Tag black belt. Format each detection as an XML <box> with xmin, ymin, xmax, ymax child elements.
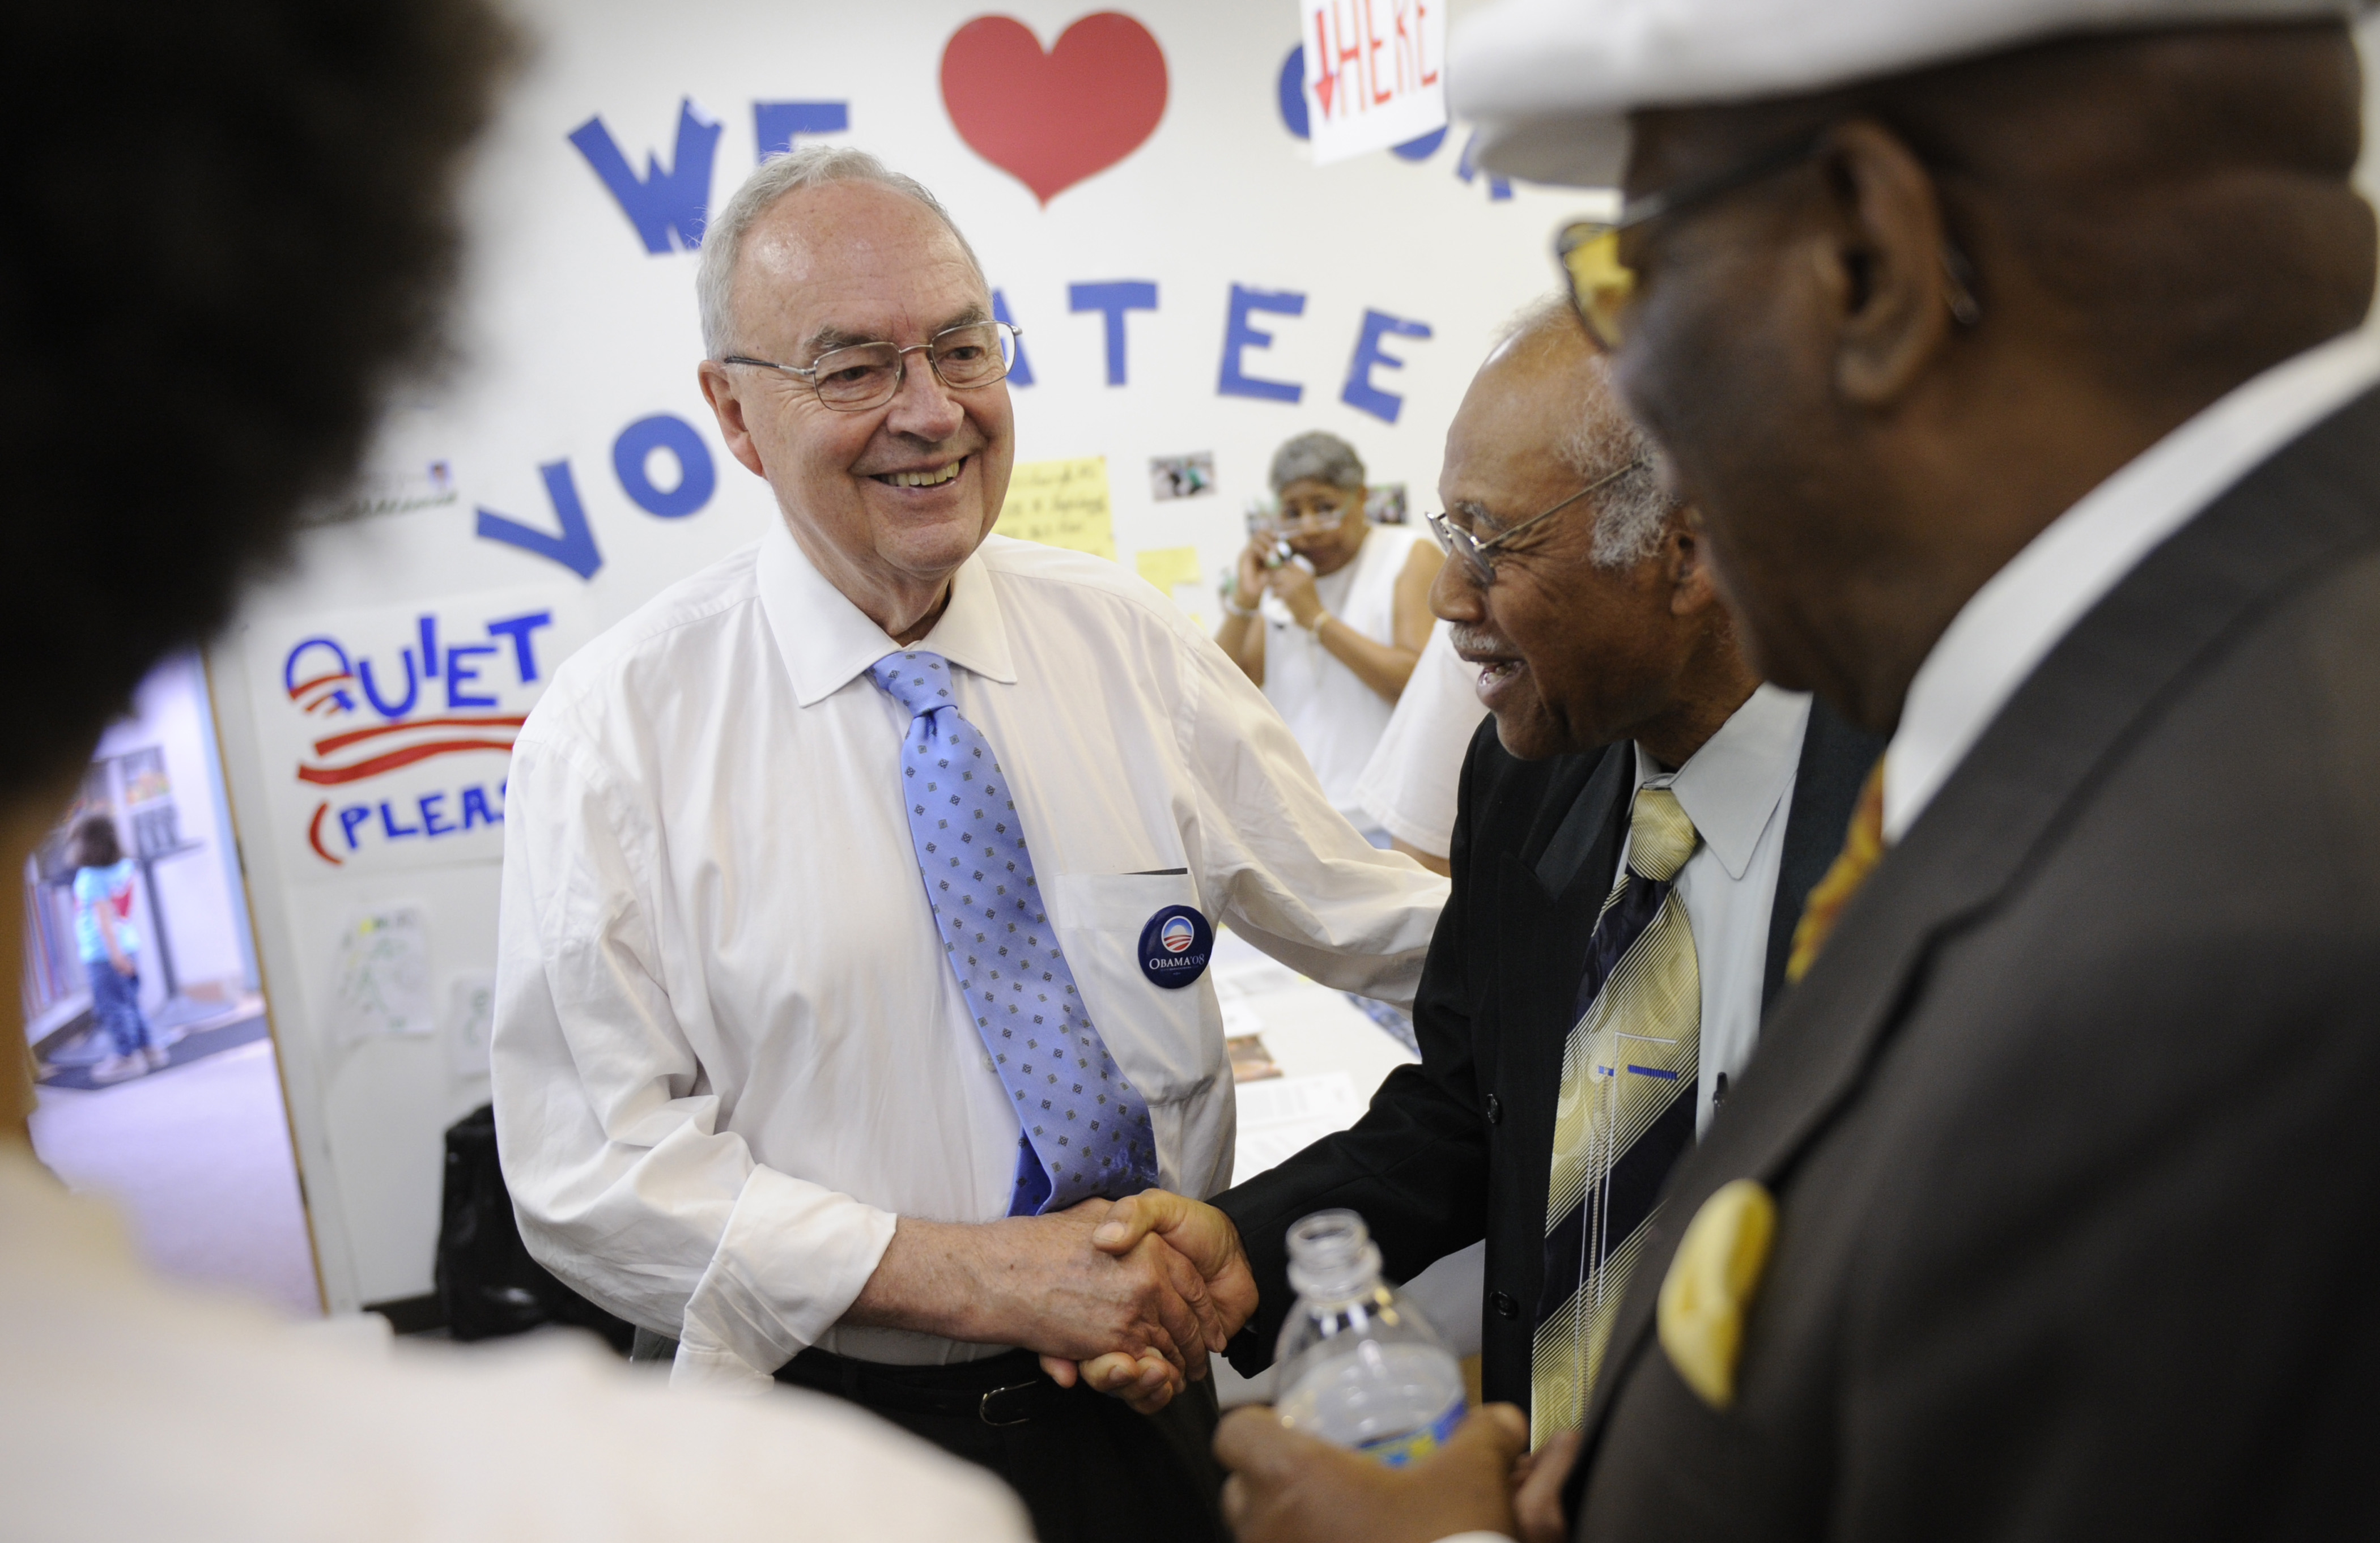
<box><xmin>776</xmin><ymin>1345</ymin><xmax>1065</xmax><ymax>1427</ymax></box>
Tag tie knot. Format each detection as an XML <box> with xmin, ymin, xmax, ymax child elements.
<box><xmin>868</xmin><ymin>650</ymin><xmax>955</xmax><ymax>719</ymax></box>
<box><xmin>1626</xmin><ymin>787</ymin><xmax>1698</xmax><ymax>883</ymax></box>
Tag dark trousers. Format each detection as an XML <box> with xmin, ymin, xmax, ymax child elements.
<box><xmin>85</xmin><ymin>959</ymin><xmax>152</xmax><ymax>1056</ymax></box>
<box><xmin>777</xmin><ymin>1346</ymin><xmax>1227</xmax><ymax>1543</ymax></box>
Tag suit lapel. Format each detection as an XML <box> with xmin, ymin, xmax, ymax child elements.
<box><xmin>1760</xmin><ymin>701</ymin><xmax>1889</xmax><ymax>1013</ymax></box>
<box><xmin>1576</xmin><ymin>382</ymin><xmax>2380</xmax><ymax>1449</ymax></box>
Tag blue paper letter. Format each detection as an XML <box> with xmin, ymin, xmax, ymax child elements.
<box><xmin>477</xmin><ymin>461</ymin><xmax>603</xmax><ymax>580</ymax></box>
<box><xmin>753</xmin><ymin>101</ymin><xmax>847</xmax><ymax>162</ymax></box>
<box><xmin>1069</xmin><ymin>280</ymin><xmax>1158</xmax><ymax>386</ymax></box>
<box><xmin>1342</xmin><ymin>309</ymin><xmax>1433</xmax><ymax>424</ymax></box>
<box><xmin>568</xmin><ymin>99</ymin><xmax>721</xmax><ymax>254</ymax></box>
<box><xmin>613</xmin><ymin>413</ymin><xmax>716</xmax><ymax>518</ymax></box>
<box><xmin>1219</xmin><ymin>285</ymin><xmax>1306</xmax><ymax>403</ymax></box>
<box><xmin>993</xmin><ymin>290</ymin><xmax>1034</xmax><ymax>388</ymax></box>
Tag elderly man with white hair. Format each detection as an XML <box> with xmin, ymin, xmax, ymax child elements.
<box><xmin>1207</xmin><ymin>1</ymin><xmax>2380</xmax><ymax>1541</ymax></box>
<box><xmin>488</xmin><ymin>146</ymin><xmax>1444</xmax><ymax>1543</ymax></box>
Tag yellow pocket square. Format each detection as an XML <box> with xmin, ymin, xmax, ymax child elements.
<box><xmin>1656</xmin><ymin>1179</ymin><xmax>1778</xmax><ymax>1410</ymax></box>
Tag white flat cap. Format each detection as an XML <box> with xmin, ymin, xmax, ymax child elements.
<box><xmin>1450</xmin><ymin>0</ymin><xmax>2368</xmax><ymax>188</ymax></box>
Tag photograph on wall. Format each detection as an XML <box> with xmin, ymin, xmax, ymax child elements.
<box><xmin>1149</xmin><ymin>452</ymin><xmax>1215</xmax><ymax>500</ymax></box>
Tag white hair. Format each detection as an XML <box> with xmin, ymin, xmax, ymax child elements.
<box><xmin>1495</xmin><ymin>295</ymin><xmax>1676</xmax><ymax>570</ymax></box>
<box><xmin>694</xmin><ymin>145</ymin><xmax>987</xmax><ymax>358</ymax></box>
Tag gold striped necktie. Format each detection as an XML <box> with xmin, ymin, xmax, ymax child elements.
<box><xmin>1533</xmin><ymin>785</ymin><xmax>1701</xmax><ymax>1442</ymax></box>
<box><xmin>1784</xmin><ymin>756</ymin><xmax>1887</xmax><ymax>986</ymax></box>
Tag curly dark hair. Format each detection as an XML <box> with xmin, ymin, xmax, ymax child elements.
<box><xmin>0</xmin><ymin>0</ymin><xmax>511</xmax><ymax>804</ymax></box>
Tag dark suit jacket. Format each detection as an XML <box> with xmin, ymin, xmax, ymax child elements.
<box><xmin>1214</xmin><ymin>694</ymin><xmax>1883</xmax><ymax>1406</ymax></box>
<box><xmin>1565</xmin><ymin>387</ymin><xmax>2380</xmax><ymax>1540</ymax></box>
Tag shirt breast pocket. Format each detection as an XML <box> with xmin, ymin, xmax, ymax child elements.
<box><xmin>1047</xmin><ymin>871</ymin><xmax>1224</xmax><ymax>1107</ymax></box>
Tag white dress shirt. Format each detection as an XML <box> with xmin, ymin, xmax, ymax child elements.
<box><xmin>1355</xmin><ymin>617</ymin><xmax>1489</xmax><ymax>859</ymax></box>
<box><xmin>0</xmin><ymin>1146</ymin><xmax>1031</xmax><ymax>1543</ymax></box>
<box><xmin>492</xmin><ymin>521</ymin><xmax>1448</xmax><ymax>1392</ymax></box>
<box><xmin>1616</xmin><ymin>684</ymin><xmax>1811</xmax><ymax>1136</ymax></box>
<box><xmin>1886</xmin><ymin>325</ymin><xmax>2380</xmax><ymax>842</ymax></box>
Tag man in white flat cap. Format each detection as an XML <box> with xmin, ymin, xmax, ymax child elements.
<box><xmin>1208</xmin><ymin>4</ymin><xmax>2380</xmax><ymax>1541</ymax></box>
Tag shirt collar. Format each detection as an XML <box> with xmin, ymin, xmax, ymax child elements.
<box><xmin>1634</xmin><ymin>684</ymin><xmax>1812</xmax><ymax>881</ymax></box>
<box><xmin>1883</xmin><ymin>325</ymin><xmax>2380</xmax><ymax>844</ymax></box>
<box><xmin>755</xmin><ymin>516</ymin><xmax>1018</xmax><ymax>707</ymax></box>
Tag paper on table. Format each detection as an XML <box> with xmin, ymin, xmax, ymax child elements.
<box><xmin>1228</xmin><ymin>1032</ymin><xmax>1283</xmax><ymax>1083</ymax></box>
<box><xmin>996</xmin><ymin>455</ymin><xmax>1115</xmax><ymax>560</ymax></box>
<box><xmin>1232</xmin><ymin>1070</ymin><xmax>1365</xmax><ymax>1187</ymax></box>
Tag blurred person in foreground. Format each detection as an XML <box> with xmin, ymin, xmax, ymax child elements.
<box><xmin>1095</xmin><ymin>296</ymin><xmax>1878</xmax><ymax>1481</ymax></box>
<box><xmin>490</xmin><ymin>144</ymin><xmax>1443</xmax><ymax>1543</ymax></box>
<box><xmin>0</xmin><ymin>3</ymin><xmax>1030</xmax><ymax>1537</ymax></box>
<box><xmin>1205</xmin><ymin>1</ymin><xmax>2380</xmax><ymax>1540</ymax></box>
<box><xmin>1217</xmin><ymin>432</ymin><xmax>1444</xmax><ymax>839</ymax></box>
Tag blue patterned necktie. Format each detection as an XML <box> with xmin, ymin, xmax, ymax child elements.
<box><xmin>868</xmin><ymin>649</ymin><xmax>1159</xmax><ymax>1215</ymax></box>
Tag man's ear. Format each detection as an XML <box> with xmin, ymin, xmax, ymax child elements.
<box><xmin>696</xmin><ymin>362</ymin><xmax>770</xmax><ymax>479</ymax></box>
<box><xmin>1807</xmin><ymin>119</ymin><xmax>1964</xmax><ymax>408</ymax></box>
<box><xmin>1667</xmin><ymin>509</ymin><xmax>1721</xmax><ymax>618</ymax></box>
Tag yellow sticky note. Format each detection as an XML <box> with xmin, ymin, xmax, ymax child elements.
<box><xmin>1134</xmin><ymin>545</ymin><xmax>1201</xmax><ymax>593</ymax></box>
<box><xmin>996</xmin><ymin>456</ymin><xmax>1115</xmax><ymax>560</ymax></box>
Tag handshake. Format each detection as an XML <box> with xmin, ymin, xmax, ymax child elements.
<box><xmin>1045</xmin><ymin>1189</ymin><xmax>1253</xmax><ymax>1413</ymax></box>
<box><xmin>876</xmin><ymin>1188</ymin><xmax>1256</xmax><ymax>1415</ymax></box>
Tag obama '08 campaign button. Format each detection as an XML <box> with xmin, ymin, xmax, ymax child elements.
<box><xmin>1137</xmin><ymin>904</ymin><xmax>1213</xmax><ymax>989</ymax></box>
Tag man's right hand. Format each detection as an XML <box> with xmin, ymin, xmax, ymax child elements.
<box><xmin>1073</xmin><ymin>1189</ymin><xmax>1260</xmax><ymax>1400</ymax></box>
<box><xmin>842</xmin><ymin>1198</ymin><xmax>1231</xmax><ymax>1411</ymax></box>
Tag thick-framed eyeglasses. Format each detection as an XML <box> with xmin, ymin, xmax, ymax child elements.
<box><xmin>1556</xmin><ymin>130</ymin><xmax>1828</xmax><ymax>351</ymax></box>
<box><xmin>720</xmin><ymin>320</ymin><xmax>1023</xmax><ymax>412</ymax></box>
<box><xmin>1555</xmin><ymin>127</ymin><xmax>1982</xmax><ymax>351</ymax></box>
<box><xmin>1427</xmin><ymin>457</ymin><xmax>1649</xmax><ymax>586</ymax></box>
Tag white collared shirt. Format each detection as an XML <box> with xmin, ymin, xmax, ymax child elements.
<box><xmin>491</xmin><ymin>521</ymin><xmax>1447</xmax><ymax>1392</ymax></box>
<box><xmin>1618</xmin><ymin>683</ymin><xmax>1812</xmax><ymax>1135</ymax></box>
<box><xmin>1886</xmin><ymin>326</ymin><xmax>2380</xmax><ymax>842</ymax></box>
<box><xmin>1</xmin><ymin>1147</ymin><xmax>1032</xmax><ymax>1542</ymax></box>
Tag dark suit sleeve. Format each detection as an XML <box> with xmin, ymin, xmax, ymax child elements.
<box><xmin>1213</xmin><ymin>732</ymin><xmax>1496</xmax><ymax>1376</ymax></box>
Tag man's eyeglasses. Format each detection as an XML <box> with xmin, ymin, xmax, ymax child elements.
<box><xmin>1555</xmin><ymin>126</ymin><xmax>1982</xmax><ymax>351</ymax></box>
<box><xmin>720</xmin><ymin>320</ymin><xmax>1023</xmax><ymax>412</ymax></box>
<box><xmin>1556</xmin><ymin>130</ymin><xmax>1828</xmax><ymax>352</ymax></box>
<box><xmin>1427</xmin><ymin>458</ymin><xmax>1649</xmax><ymax>586</ymax></box>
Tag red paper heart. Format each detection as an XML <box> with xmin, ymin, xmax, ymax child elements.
<box><xmin>941</xmin><ymin>12</ymin><xmax>1168</xmax><ymax>206</ymax></box>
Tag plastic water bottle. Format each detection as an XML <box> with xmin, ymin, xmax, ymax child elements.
<box><xmin>1273</xmin><ymin>1209</ymin><xmax>1467</xmax><ymax>1466</ymax></box>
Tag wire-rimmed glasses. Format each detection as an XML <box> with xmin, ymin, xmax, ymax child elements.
<box><xmin>1427</xmin><ymin>458</ymin><xmax>1649</xmax><ymax>586</ymax></box>
<box><xmin>720</xmin><ymin>320</ymin><xmax>1023</xmax><ymax>412</ymax></box>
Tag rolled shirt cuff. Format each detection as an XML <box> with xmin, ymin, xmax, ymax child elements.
<box><xmin>669</xmin><ymin>1163</ymin><xmax>899</xmax><ymax>1390</ymax></box>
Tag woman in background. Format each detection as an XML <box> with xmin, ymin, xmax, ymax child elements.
<box><xmin>70</xmin><ymin>815</ymin><xmax>163</xmax><ymax>1083</ymax></box>
<box><xmin>1214</xmin><ymin>432</ymin><xmax>1442</xmax><ymax>840</ymax></box>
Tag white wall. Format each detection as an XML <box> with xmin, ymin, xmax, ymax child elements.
<box><xmin>206</xmin><ymin>0</ymin><xmax>1580</xmax><ymax>1310</ymax></box>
